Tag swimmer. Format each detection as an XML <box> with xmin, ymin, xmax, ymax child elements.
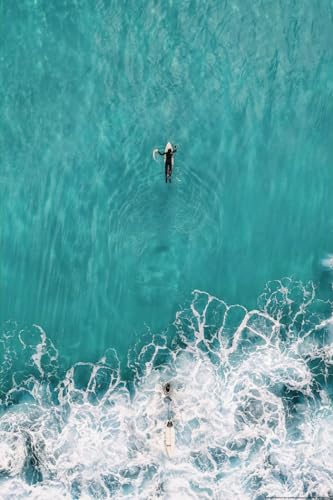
<box><xmin>157</xmin><ymin>145</ymin><xmax>177</xmax><ymax>183</ymax></box>
<box><xmin>164</xmin><ymin>383</ymin><xmax>171</xmax><ymax>395</ymax></box>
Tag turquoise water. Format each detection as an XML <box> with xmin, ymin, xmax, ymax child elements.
<box><xmin>1</xmin><ymin>0</ymin><xmax>333</xmax><ymax>498</ymax></box>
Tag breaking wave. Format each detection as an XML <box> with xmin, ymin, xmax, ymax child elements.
<box><xmin>0</xmin><ymin>278</ymin><xmax>333</xmax><ymax>499</ymax></box>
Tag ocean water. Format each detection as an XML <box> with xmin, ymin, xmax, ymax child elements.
<box><xmin>1</xmin><ymin>0</ymin><xmax>333</xmax><ymax>498</ymax></box>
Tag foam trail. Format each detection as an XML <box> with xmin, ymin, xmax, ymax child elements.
<box><xmin>153</xmin><ymin>149</ymin><xmax>159</xmax><ymax>161</ymax></box>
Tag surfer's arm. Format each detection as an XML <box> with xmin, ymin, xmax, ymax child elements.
<box><xmin>158</xmin><ymin>151</ymin><xmax>166</xmax><ymax>156</ymax></box>
<box><xmin>173</xmin><ymin>146</ymin><xmax>177</xmax><ymax>153</ymax></box>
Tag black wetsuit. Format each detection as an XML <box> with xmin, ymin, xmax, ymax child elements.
<box><xmin>158</xmin><ymin>148</ymin><xmax>177</xmax><ymax>182</ymax></box>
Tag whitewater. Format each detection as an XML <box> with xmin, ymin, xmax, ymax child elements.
<box><xmin>1</xmin><ymin>279</ymin><xmax>333</xmax><ymax>498</ymax></box>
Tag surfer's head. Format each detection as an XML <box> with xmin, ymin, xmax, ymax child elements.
<box><xmin>168</xmin><ymin>148</ymin><xmax>172</xmax><ymax>153</ymax></box>
<box><xmin>165</xmin><ymin>383</ymin><xmax>171</xmax><ymax>393</ymax></box>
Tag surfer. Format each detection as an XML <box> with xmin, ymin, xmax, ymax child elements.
<box><xmin>163</xmin><ymin>382</ymin><xmax>172</xmax><ymax>403</ymax></box>
<box><xmin>164</xmin><ymin>419</ymin><xmax>175</xmax><ymax>457</ymax></box>
<box><xmin>157</xmin><ymin>145</ymin><xmax>177</xmax><ymax>183</ymax></box>
<box><xmin>163</xmin><ymin>384</ymin><xmax>175</xmax><ymax>457</ymax></box>
<box><xmin>164</xmin><ymin>383</ymin><xmax>171</xmax><ymax>395</ymax></box>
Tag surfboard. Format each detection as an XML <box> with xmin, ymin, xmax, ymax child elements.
<box><xmin>164</xmin><ymin>422</ymin><xmax>175</xmax><ymax>458</ymax></box>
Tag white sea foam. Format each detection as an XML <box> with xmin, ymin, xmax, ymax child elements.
<box><xmin>322</xmin><ymin>254</ymin><xmax>333</xmax><ymax>270</ymax></box>
<box><xmin>0</xmin><ymin>280</ymin><xmax>332</xmax><ymax>499</ymax></box>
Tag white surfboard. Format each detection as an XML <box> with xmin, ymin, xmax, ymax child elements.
<box><xmin>164</xmin><ymin>421</ymin><xmax>175</xmax><ymax>458</ymax></box>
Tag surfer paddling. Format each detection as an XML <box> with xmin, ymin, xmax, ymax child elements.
<box><xmin>157</xmin><ymin>145</ymin><xmax>177</xmax><ymax>183</ymax></box>
<box><xmin>163</xmin><ymin>383</ymin><xmax>176</xmax><ymax>457</ymax></box>
<box><xmin>163</xmin><ymin>382</ymin><xmax>172</xmax><ymax>402</ymax></box>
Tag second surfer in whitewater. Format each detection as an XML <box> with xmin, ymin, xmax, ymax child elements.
<box><xmin>158</xmin><ymin>145</ymin><xmax>177</xmax><ymax>183</ymax></box>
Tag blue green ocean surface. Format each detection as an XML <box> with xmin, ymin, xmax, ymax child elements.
<box><xmin>1</xmin><ymin>0</ymin><xmax>333</xmax><ymax>498</ymax></box>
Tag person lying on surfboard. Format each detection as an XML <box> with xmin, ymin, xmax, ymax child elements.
<box><xmin>163</xmin><ymin>382</ymin><xmax>172</xmax><ymax>403</ymax></box>
<box><xmin>157</xmin><ymin>145</ymin><xmax>177</xmax><ymax>183</ymax></box>
<box><xmin>164</xmin><ymin>383</ymin><xmax>171</xmax><ymax>395</ymax></box>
